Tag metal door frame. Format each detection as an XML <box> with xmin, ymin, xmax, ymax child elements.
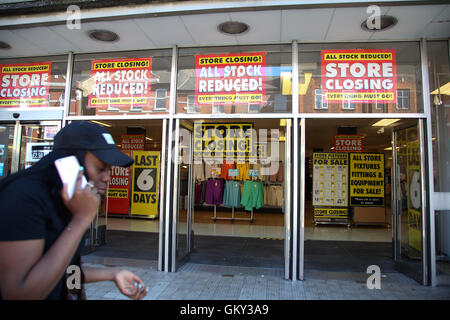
<box><xmin>391</xmin><ymin>119</ymin><xmax>430</xmax><ymax>285</ymax></box>
<box><xmin>0</xmin><ymin>120</ymin><xmax>62</xmax><ymax>175</ymax></box>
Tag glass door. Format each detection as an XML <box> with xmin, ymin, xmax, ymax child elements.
<box><xmin>0</xmin><ymin>122</ymin><xmax>16</xmax><ymax>179</ymax></box>
<box><xmin>172</xmin><ymin>120</ymin><xmax>194</xmax><ymax>271</ymax></box>
<box><xmin>0</xmin><ymin>121</ymin><xmax>61</xmax><ymax>179</ymax></box>
<box><xmin>392</xmin><ymin>121</ymin><xmax>427</xmax><ymax>284</ymax></box>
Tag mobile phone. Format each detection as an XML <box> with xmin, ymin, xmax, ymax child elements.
<box><xmin>54</xmin><ymin>155</ymin><xmax>87</xmax><ymax>198</ymax></box>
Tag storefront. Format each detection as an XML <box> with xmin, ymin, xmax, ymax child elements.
<box><xmin>0</xmin><ymin>1</ymin><xmax>449</xmax><ymax>286</ymax></box>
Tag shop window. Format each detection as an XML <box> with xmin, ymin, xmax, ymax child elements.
<box><xmin>427</xmin><ymin>41</ymin><xmax>450</xmax><ymax>285</ymax></box>
<box><xmin>69</xmin><ymin>49</ymin><xmax>172</xmax><ymax>116</ymax></box>
<box><xmin>212</xmin><ymin>104</ymin><xmax>225</xmax><ymax>114</ymax></box>
<box><xmin>154</xmin><ymin>89</ymin><xmax>167</xmax><ymax>111</ymax></box>
<box><xmin>0</xmin><ymin>55</ymin><xmax>68</xmax><ymax>109</ymax></box>
<box><xmin>186</xmin><ymin>95</ymin><xmax>200</xmax><ymax>113</ymax></box>
<box><xmin>397</xmin><ymin>89</ymin><xmax>410</xmax><ymax>110</ymax></box>
<box><xmin>248</xmin><ymin>104</ymin><xmax>261</xmax><ymax>113</ymax></box>
<box><xmin>299</xmin><ymin>42</ymin><xmax>423</xmax><ymax>114</ymax></box>
<box><xmin>314</xmin><ymin>89</ymin><xmax>328</xmax><ymax>109</ymax></box>
<box><xmin>176</xmin><ymin>44</ymin><xmax>292</xmax><ymax>114</ymax></box>
<box><xmin>342</xmin><ymin>99</ymin><xmax>356</xmax><ymax>110</ymax></box>
<box><xmin>376</xmin><ymin>101</ymin><xmax>387</xmax><ymax>111</ymax></box>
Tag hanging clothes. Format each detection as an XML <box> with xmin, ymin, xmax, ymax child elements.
<box><xmin>236</xmin><ymin>163</ymin><xmax>250</xmax><ymax>181</ymax></box>
<box><xmin>193</xmin><ymin>163</ymin><xmax>205</xmax><ymax>181</ymax></box>
<box><xmin>223</xmin><ymin>180</ymin><xmax>242</xmax><ymax>208</ymax></box>
<box><xmin>265</xmin><ymin>185</ymin><xmax>284</xmax><ymax>207</ymax></box>
<box><xmin>194</xmin><ymin>182</ymin><xmax>203</xmax><ymax>205</ymax></box>
<box><xmin>220</xmin><ymin>161</ymin><xmax>235</xmax><ymax>180</ymax></box>
<box><xmin>205</xmin><ymin>178</ymin><xmax>224</xmax><ymax>205</ymax></box>
<box><xmin>269</xmin><ymin>161</ymin><xmax>284</xmax><ymax>182</ymax></box>
<box><xmin>240</xmin><ymin>180</ymin><xmax>264</xmax><ymax>211</ymax></box>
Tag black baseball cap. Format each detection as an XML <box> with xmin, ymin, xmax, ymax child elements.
<box><xmin>54</xmin><ymin>121</ymin><xmax>134</xmax><ymax>167</ymax></box>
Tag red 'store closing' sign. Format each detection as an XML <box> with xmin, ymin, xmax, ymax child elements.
<box><xmin>0</xmin><ymin>62</ymin><xmax>52</xmax><ymax>107</ymax></box>
<box><xmin>321</xmin><ymin>49</ymin><xmax>397</xmax><ymax>103</ymax></box>
<box><xmin>334</xmin><ymin>134</ymin><xmax>364</xmax><ymax>152</ymax></box>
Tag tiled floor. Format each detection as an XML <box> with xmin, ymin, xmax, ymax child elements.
<box><xmin>83</xmin><ymin>259</ymin><xmax>450</xmax><ymax>300</ymax></box>
<box><xmin>103</xmin><ymin>216</ymin><xmax>392</xmax><ymax>242</ymax></box>
<box><xmin>84</xmin><ymin>214</ymin><xmax>450</xmax><ymax>300</ymax></box>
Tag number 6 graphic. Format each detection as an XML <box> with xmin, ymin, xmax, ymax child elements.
<box><xmin>136</xmin><ymin>168</ymin><xmax>154</xmax><ymax>191</ymax></box>
<box><xmin>409</xmin><ymin>171</ymin><xmax>421</xmax><ymax>209</ymax></box>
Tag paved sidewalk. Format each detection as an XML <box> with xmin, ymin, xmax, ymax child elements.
<box><xmin>83</xmin><ymin>257</ymin><xmax>450</xmax><ymax>300</ymax></box>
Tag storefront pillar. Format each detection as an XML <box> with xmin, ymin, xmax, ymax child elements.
<box><xmin>420</xmin><ymin>38</ymin><xmax>436</xmax><ymax>286</ymax></box>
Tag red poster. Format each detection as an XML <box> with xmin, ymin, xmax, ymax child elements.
<box><xmin>195</xmin><ymin>52</ymin><xmax>266</xmax><ymax>105</ymax></box>
<box><xmin>321</xmin><ymin>49</ymin><xmax>397</xmax><ymax>103</ymax></box>
<box><xmin>88</xmin><ymin>57</ymin><xmax>152</xmax><ymax>109</ymax></box>
<box><xmin>0</xmin><ymin>62</ymin><xmax>52</xmax><ymax>108</ymax></box>
<box><xmin>121</xmin><ymin>134</ymin><xmax>145</xmax><ymax>151</ymax></box>
<box><xmin>106</xmin><ymin>163</ymin><xmax>132</xmax><ymax>215</ymax></box>
<box><xmin>105</xmin><ymin>135</ymin><xmax>145</xmax><ymax>214</ymax></box>
<box><xmin>334</xmin><ymin>134</ymin><xmax>364</xmax><ymax>152</ymax></box>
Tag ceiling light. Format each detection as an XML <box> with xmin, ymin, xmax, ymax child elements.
<box><xmin>361</xmin><ymin>15</ymin><xmax>397</xmax><ymax>32</ymax></box>
<box><xmin>384</xmin><ymin>147</ymin><xmax>392</xmax><ymax>150</ymax></box>
<box><xmin>371</xmin><ymin>119</ymin><xmax>400</xmax><ymax>127</ymax></box>
<box><xmin>0</xmin><ymin>41</ymin><xmax>11</xmax><ymax>49</ymax></box>
<box><xmin>90</xmin><ymin>120</ymin><xmax>112</xmax><ymax>127</ymax></box>
<box><xmin>218</xmin><ymin>21</ymin><xmax>249</xmax><ymax>35</ymax></box>
<box><xmin>88</xmin><ymin>29</ymin><xmax>119</xmax><ymax>42</ymax></box>
<box><xmin>146</xmin><ymin>137</ymin><xmax>153</xmax><ymax>141</ymax></box>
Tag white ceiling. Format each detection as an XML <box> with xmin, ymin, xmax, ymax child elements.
<box><xmin>0</xmin><ymin>3</ymin><xmax>449</xmax><ymax>58</ymax></box>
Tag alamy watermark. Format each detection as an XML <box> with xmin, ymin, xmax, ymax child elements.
<box><xmin>366</xmin><ymin>265</ymin><xmax>381</xmax><ymax>290</ymax></box>
<box><xmin>66</xmin><ymin>265</ymin><xmax>81</xmax><ymax>290</ymax></box>
<box><xmin>366</xmin><ymin>5</ymin><xmax>382</xmax><ymax>30</ymax></box>
<box><xmin>66</xmin><ymin>5</ymin><xmax>81</xmax><ymax>30</ymax></box>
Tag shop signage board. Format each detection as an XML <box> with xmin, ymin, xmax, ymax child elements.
<box><xmin>334</xmin><ymin>134</ymin><xmax>364</xmax><ymax>152</ymax></box>
<box><xmin>195</xmin><ymin>52</ymin><xmax>266</xmax><ymax>105</ymax></box>
<box><xmin>193</xmin><ymin>123</ymin><xmax>253</xmax><ymax>160</ymax></box>
<box><xmin>25</xmin><ymin>142</ymin><xmax>53</xmax><ymax>162</ymax></box>
<box><xmin>349</xmin><ymin>153</ymin><xmax>385</xmax><ymax>206</ymax></box>
<box><xmin>0</xmin><ymin>62</ymin><xmax>52</xmax><ymax>107</ymax></box>
<box><xmin>407</xmin><ymin>138</ymin><xmax>422</xmax><ymax>253</ymax></box>
<box><xmin>121</xmin><ymin>134</ymin><xmax>145</xmax><ymax>151</ymax></box>
<box><xmin>130</xmin><ymin>151</ymin><xmax>160</xmax><ymax>217</ymax></box>
<box><xmin>312</xmin><ymin>153</ymin><xmax>349</xmax><ymax>208</ymax></box>
<box><xmin>321</xmin><ymin>49</ymin><xmax>397</xmax><ymax>104</ymax></box>
<box><xmin>88</xmin><ymin>57</ymin><xmax>153</xmax><ymax>110</ymax></box>
<box><xmin>105</xmin><ymin>135</ymin><xmax>145</xmax><ymax>215</ymax></box>
<box><xmin>43</xmin><ymin>126</ymin><xmax>59</xmax><ymax>140</ymax></box>
<box><xmin>313</xmin><ymin>208</ymin><xmax>348</xmax><ymax>219</ymax></box>
<box><xmin>106</xmin><ymin>159</ymin><xmax>132</xmax><ymax>215</ymax></box>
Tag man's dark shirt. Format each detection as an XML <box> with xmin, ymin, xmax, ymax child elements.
<box><xmin>0</xmin><ymin>161</ymin><xmax>84</xmax><ymax>300</ymax></box>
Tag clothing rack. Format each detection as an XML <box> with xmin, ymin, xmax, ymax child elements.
<box><xmin>211</xmin><ymin>174</ymin><xmax>254</xmax><ymax>223</ymax></box>
<box><xmin>212</xmin><ymin>204</ymin><xmax>253</xmax><ymax>223</ymax></box>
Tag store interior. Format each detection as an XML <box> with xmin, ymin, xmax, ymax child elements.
<box><xmin>83</xmin><ymin>117</ymin><xmax>418</xmax><ymax>272</ymax></box>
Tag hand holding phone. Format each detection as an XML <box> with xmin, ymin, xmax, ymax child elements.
<box><xmin>54</xmin><ymin>155</ymin><xmax>87</xmax><ymax>198</ymax></box>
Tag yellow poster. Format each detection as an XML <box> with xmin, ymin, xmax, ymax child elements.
<box><xmin>130</xmin><ymin>151</ymin><xmax>160</xmax><ymax>217</ymax></box>
<box><xmin>312</xmin><ymin>153</ymin><xmax>348</xmax><ymax>207</ymax></box>
<box><xmin>407</xmin><ymin>140</ymin><xmax>422</xmax><ymax>252</ymax></box>
<box><xmin>314</xmin><ymin>208</ymin><xmax>348</xmax><ymax>219</ymax></box>
<box><xmin>193</xmin><ymin>123</ymin><xmax>253</xmax><ymax>159</ymax></box>
<box><xmin>349</xmin><ymin>153</ymin><xmax>384</xmax><ymax>207</ymax></box>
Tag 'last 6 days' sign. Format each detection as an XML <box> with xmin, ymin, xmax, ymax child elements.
<box><xmin>130</xmin><ymin>151</ymin><xmax>160</xmax><ymax>217</ymax></box>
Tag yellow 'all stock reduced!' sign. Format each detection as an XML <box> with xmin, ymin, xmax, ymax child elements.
<box><xmin>130</xmin><ymin>151</ymin><xmax>160</xmax><ymax>217</ymax></box>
